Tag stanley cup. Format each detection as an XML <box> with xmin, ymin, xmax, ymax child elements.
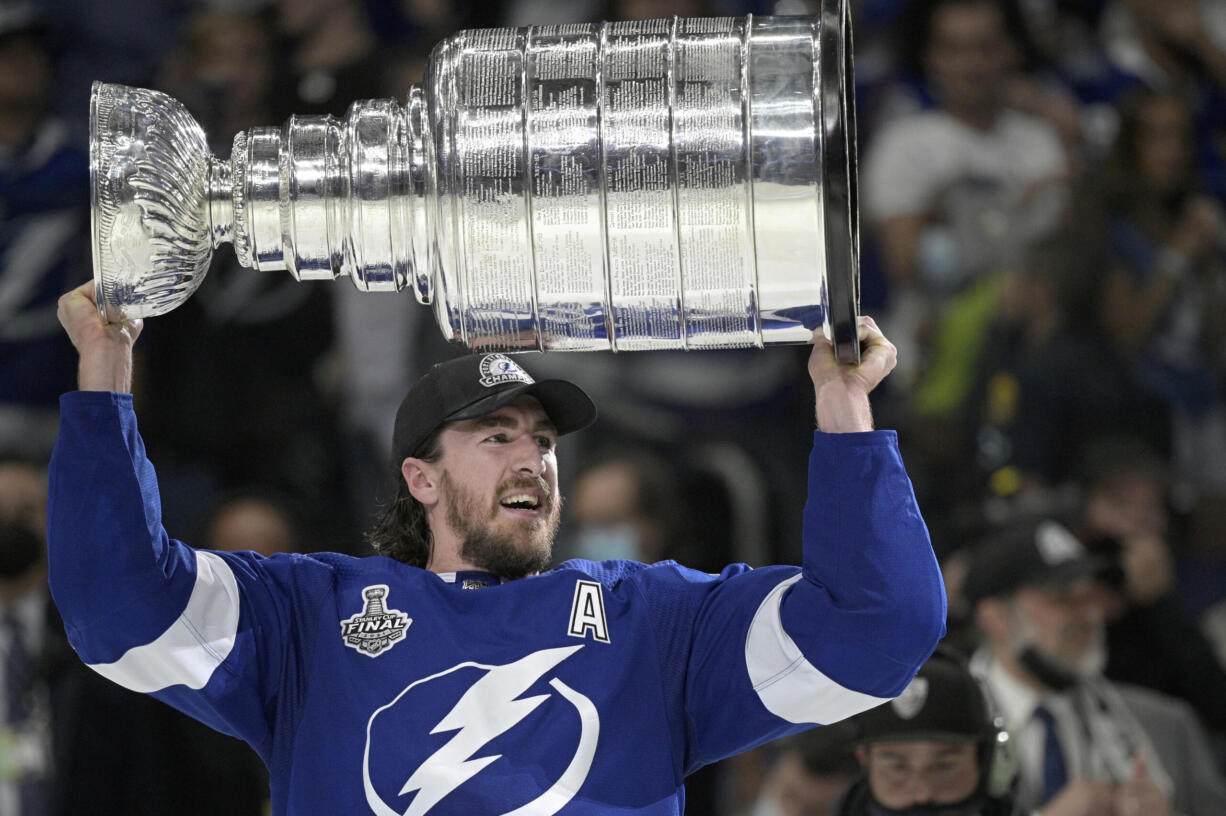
<box><xmin>90</xmin><ymin>4</ymin><xmax>861</xmax><ymax>361</ymax></box>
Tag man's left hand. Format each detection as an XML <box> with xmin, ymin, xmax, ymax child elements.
<box><xmin>807</xmin><ymin>316</ymin><xmax>897</xmax><ymax>433</ymax></box>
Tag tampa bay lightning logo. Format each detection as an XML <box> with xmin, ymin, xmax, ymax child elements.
<box><xmin>362</xmin><ymin>645</ymin><xmax>599</xmax><ymax>815</ymax></box>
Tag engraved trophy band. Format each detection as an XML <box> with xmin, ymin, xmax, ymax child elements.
<box><xmin>90</xmin><ymin>3</ymin><xmax>861</xmax><ymax>361</ymax></box>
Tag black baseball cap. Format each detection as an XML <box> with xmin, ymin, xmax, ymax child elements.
<box><xmin>391</xmin><ymin>353</ymin><xmax>596</xmax><ymax>461</ymax></box>
<box><xmin>962</xmin><ymin>518</ymin><xmax>1110</xmax><ymax>606</ymax></box>
<box><xmin>852</xmin><ymin>653</ymin><xmax>990</xmax><ymax>745</ymax></box>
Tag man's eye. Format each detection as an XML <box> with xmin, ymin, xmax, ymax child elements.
<box><xmin>536</xmin><ymin>436</ymin><xmax>555</xmax><ymax>450</ymax></box>
<box><xmin>484</xmin><ymin>433</ymin><xmax>508</xmax><ymax>443</ymax></box>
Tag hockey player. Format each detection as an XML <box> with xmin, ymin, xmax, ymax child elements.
<box><xmin>48</xmin><ymin>280</ymin><xmax>946</xmax><ymax>814</ymax></box>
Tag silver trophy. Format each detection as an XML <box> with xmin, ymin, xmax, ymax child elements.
<box><xmin>90</xmin><ymin>4</ymin><xmax>860</xmax><ymax>362</ymax></box>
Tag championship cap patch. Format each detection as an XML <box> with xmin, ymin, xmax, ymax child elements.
<box><xmin>478</xmin><ymin>354</ymin><xmax>534</xmax><ymax>388</ymax></box>
<box><xmin>1035</xmin><ymin>520</ymin><xmax>1084</xmax><ymax>565</ymax></box>
<box><xmin>341</xmin><ymin>585</ymin><xmax>411</xmax><ymax>657</ymax></box>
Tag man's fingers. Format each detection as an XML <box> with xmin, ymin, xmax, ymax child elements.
<box><xmin>58</xmin><ymin>280</ymin><xmax>143</xmax><ymax>345</ymax></box>
<box><xmin>1131</xmin><ymin>753</ymin><xmax>1149</xmax><ymax>780</ymax></box>
<box><xmin>808</xmin><ymin>327</ymin><xmax>833</xmax><ymax>346</ymax></box>
<box><xmin>856</xmin><ymin>315</ymin><xmax>885</xmax><ymax>345</ymax></box>
<box><xmin>60</xmin><ymin>280</ymin><xmax>96</xmax><ymax>306</ymax></box>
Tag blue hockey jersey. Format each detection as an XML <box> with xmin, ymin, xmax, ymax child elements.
<box><xmin>47</xmin><ymin>392</ymin><xmax>945</xmax><ymax>814</ymax></box>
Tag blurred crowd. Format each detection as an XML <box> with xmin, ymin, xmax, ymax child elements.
<box><xmin>1</xmin><ymin>0</ymin><xmax>1225</xmax><ymax>812</ymax></box>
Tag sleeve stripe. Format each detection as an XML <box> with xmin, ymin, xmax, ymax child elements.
<box><xmin>745</xmin><ymin>574</ymin><xmax>890</xmax><ymax>724</ymax></box>
<box><xmin>86</xmin><ymin>551</ymin><xmax>241</xmax><ymax>693</ymax></box>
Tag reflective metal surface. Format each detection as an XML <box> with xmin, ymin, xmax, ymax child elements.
<box><xmin>90</xmin><ymin>1</ymin><xmax>860</xmax><ymax>361</ymax></box>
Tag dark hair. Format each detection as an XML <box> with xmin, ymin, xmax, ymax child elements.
<box><xmin>783</xmin><ymin>721</ymin><xmax>860</xmax><ymax>778</ymax></box>
<box><xmin>1102</xmin><ymin>89</ymin><xmax>1195</xmax><ymax>216</ymax></box>
<box><xmin>894</xmin><ymin>0</ymin><xmax>1034</xmax><ymax>79</ymax></box>
<box><xmin>365</xmin><ymin>428</ymin><xmax>444</xmax><ymax>567</ymax></box>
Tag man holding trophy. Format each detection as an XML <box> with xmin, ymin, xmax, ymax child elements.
<box><xmin>46</xmin><ymin>5</ymin><xmax>948</xmax><ymax>814</ymax></box>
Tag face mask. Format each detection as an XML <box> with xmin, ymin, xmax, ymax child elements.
<box><xmin>573</xmin><ymin>524</ymin><xmax>642</xmax><ymax>562</ymax></box>
<box><xmin>748</xmin><ymin>796</ymin><xmax>786</xmax><ymax>816</ymax></box>
<box><xmin>0</xmin><ymin>521</ymin><xmax>43</xmax><ymax>580</ymax></box>
<box><xmin>867</xmin><ymin>792</ymin><xmax>989</xmax><ymax>816</ymax></box>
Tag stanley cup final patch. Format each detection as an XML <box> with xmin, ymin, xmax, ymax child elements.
<box><xmin>341</xmin><ymin>585</ymin><xmax>412</xmax><ymax>658</ymax></box>
<box><xmin>478</xmin><ymin>354</ymin><xmax>534</xmax><ymax>387</ymax></box>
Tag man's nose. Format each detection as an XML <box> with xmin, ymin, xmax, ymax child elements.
<box><xmin>907</xmin><ymin>775</ymin><xmax>936</xmax><ymax>804</ymax></box>
<box><xmin>511</xmin><ymin>436</ymin><xmax>546</xmax><ymax>476</ymax></box>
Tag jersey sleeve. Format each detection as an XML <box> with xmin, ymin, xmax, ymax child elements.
<box><xmin>631</xmin><ymin>429</ymin><xmax>945</xmax><ymax>773</ymax></box>
<box><xmin>46</xmin><ymin>391</ymin><xmax>332</xmax><ymax>764</ymax></box>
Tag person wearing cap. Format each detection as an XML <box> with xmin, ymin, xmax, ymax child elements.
<box><xmin>963</xmin><ymin>518</ymin><xmax>1226</xmax><ymax>816</ymax></box>
<box><xmin>746</xmin><ymin>721</ymin><xmax>861</xmax><ymax>816</ymax></box>
<box><xmin>835</xmin><ymin>650</ymin><xmax>1018</xmax><ymax>816</ymax></box>
<box><xmin>47</xmin><ymin>280</ymin><xmax>946</xmax><ymax>814</ymax></box>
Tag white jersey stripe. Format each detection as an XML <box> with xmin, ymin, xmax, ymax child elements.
<box><xmin>87</xmin><ymin>551</ymin><xmax>241</xmax><ymax>693</ymax></box>
<box><xmin>745</xmin><ymin>574</ymin><xmax>890</xmax><ymax>724</ymax></box>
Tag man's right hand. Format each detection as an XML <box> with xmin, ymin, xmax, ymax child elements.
<box><xmin>56</xmin><ymin>281</ymin><xmax>143</xmax><ymax>393</ymax></box>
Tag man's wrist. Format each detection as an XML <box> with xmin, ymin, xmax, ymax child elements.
<box><xmin>814</xmin><ymin>382</ymin><xmax>874</xmax><ymax>432</ymax></box>
<box><xmin>77</xmin><ymin>348</ymin><xmax>133</xmax><ymax>392</ymax></box>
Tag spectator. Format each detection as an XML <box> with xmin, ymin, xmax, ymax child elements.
<box><xmin>158</xmin><ymin>9</ymin><xmax>277</xmax><ymax>155</ymax></box>
<box><xmin>863</xmin><ymin>0</ymin><xmax>1069</xmax><ymax>394</ymax></box>
<box><xmin>40</xmin><ymin>0</ymin><xmax>186</xmax><ymax>144</ymax></box>
<box><xmin>201</xmin><ymin>490</ymin><xmax>302</xmax><ymax>559</ymax></box>
<box><xmin>135</xmin><ymin>10</ymin><xmax>348</xmax><ymax>548</ymax></box>
<box><xmin>0</xmin><ymin>1</ymin><xmax>88</xmax><ymax>460</ymax></box>
<box><xmin>0</xmin><ymin>458</ymin><xmax>54</xmax><ymax>813</ymax></box>
<box><xmin>966</xmin><ymin>231</ymin><xmax>1165</xmax><ymax>493</ymax></box>
<box><xmin>835</xmin><ymin>650</ymin><xmax>1018</xmax><ymax>816</ymax></box>
<box><xmin>1010</xmin><ymin>0</ymin><xmax>1134</xmax><ymax>145</ymax></box>
<box><xmin>259</xmin><ymin>0</ymin><xmax>424</xmax><ymax>543</ymax></box>
<box><xmin>1</xmin><ymin>451</ymin><xmax>273</xmax><ymax>815</ymax></box>
<box><xmin>964</xmin><ymin>517</ymin><xmax>1226</xmax><ymax>814</ymax></box>
<box><xmin>564</xmin><ymin>446</ymin><xmax>696</xmax><ymax>567</ymax></box>
<box><xmin>1097</xmin><ymin>89</ymin><xmax>1226</xmax><ymax>499</ymax></box>
<box><xmin>747</xmin><ymin>724</ymin><xmax>860</xmax><ymax>816</ymax></box>
<box><xmin>266</xmin><ymin>0</ymin><xmax>386</xmax><ymax>120</ymax></box>
<box><xmin>1099</xmin><ymin>0</ymin><xmax>1226</xmax><ymax>197</ymax></box>
<box><xmin>1076</xmin><ymin>436</ymin><xmax>1226</xmax><ymax>745</ymax></box>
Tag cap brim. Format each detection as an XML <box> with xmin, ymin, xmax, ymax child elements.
<box><xmin>446</xmin><ymin>379</ymin><xmax>596</xmax><ymax>437</ymax></box>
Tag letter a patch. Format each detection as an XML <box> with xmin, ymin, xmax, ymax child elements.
<box><xmin>341</xmin><ymin>585</ymin><xmax>411</xmax><ymax>657</ymax></box>
<box><xmin>567</xmin><ymin>580</ymin><xmax>610</xmax><ymax>644</ymax></box>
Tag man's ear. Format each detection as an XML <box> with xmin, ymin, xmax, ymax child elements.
<box><xmin>402</xmin><ymin>458</ymin><xmax>440</xmax><ymax>506</ymax></box>
<box><xmin>854</xmin><ymin>744</ymin><xmax>870</xmax><ymax>769</ymax></box>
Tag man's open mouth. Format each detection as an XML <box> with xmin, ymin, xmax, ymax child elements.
<box><xmin>499</xmin><ymin>493</ymin><xmax>542</xmax><ymax>514</ymax></box>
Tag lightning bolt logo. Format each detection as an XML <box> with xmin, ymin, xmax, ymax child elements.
<box><xmin>362</xmin><ymin>645</ymin><xmax>600</xmax><ymax>816</ymax></box>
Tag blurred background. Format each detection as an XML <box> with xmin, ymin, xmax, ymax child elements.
<box><xmin>0</xmin><ymin>0</ymin><xmax>1224</xmax><ymax>812</ymax></box>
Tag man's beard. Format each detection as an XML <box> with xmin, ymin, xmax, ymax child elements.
<box><xmin>441</xmin><ymin>471</ymin><xmax>559</xmax><ymax>579</ymax></box>
<box><xmin>1009</xmin><ymin>606</ymin><xmax>1107</xmax><ymax>691</ymax></box>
